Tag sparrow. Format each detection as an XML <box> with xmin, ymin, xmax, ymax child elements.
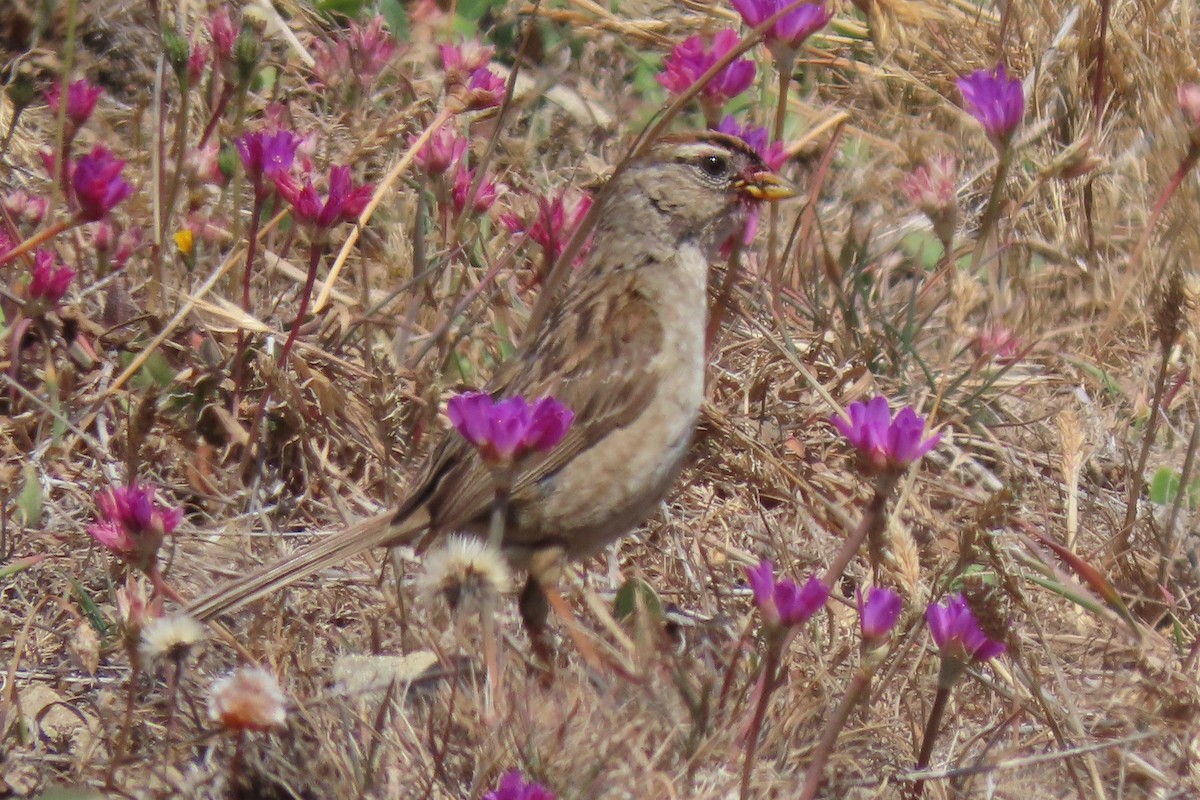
<box><xmin>185</xmin><ymin>131</ymin><xmax>796</xmax><ymax>649</ymax></box>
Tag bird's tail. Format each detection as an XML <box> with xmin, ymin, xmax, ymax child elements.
<box><xmin>184</xmin><ymin>507</ymin><xmax>431</xmax><ymax>622</ymax></box>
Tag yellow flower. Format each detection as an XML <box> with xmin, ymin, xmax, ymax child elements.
<box><xmin>173</xmin><ymin>228</ymin><xmax>194</xmax><ymax>257</ymax></box>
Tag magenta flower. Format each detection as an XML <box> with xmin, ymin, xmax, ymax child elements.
<box><xmin>45</xmin><ymin>79</ymin><xmax>103</xmax><ymax>128</ymax></box>
<box><xmin>276</xmin><ymin>165</ymin><xmax>373</xmax><ymax>230</ymax></box>
<box><xmin>0</xmin><ymin>230</ymin><xmax>12</xmax><ymax>259</ymax></box>
<box><xmin>416</xmin><ymin>127</ymin><xmax>469</xmax><ymax>176</ymax></box>
<box><xmin>483</xmin><ymin>770</ymin><xmax>555</xmax><ymax>800</ymax></box>
<box><xmin>729</xmin><ymin>0</ymin><xmax>830</xmax><ymax>61</ymax></box>
<box><xmin>715</xmin><ymin>115</ymin><xmax>787</xmax><ymax>171</ymax></box>
<box><xmin>500</xmin><ymin>190</ymin><xmax>593</xmax><ymax>264</ymax></box>
<box><xmin>27</xmin><ymin>250</ymin><xmax>75</xmax><ymax>309</ymax></box>
<box><xmin>957</xmin><ymin>65</ymin><xmax>1024</xmax><ymax>148</ymax></box>
<box><xmin>926</xmin><ymin>593</ymin><xmax>1005</xmax><ymax>664</ymax></box>
<box><xmin>857</xmin><ymin>586</ymin><xmax>902</xmax><ymax>642</ymax></box>
<box><xmin>236</xmin><ymin>129</ymin><xmax>300</xmax><ymax>197</ymax></box>
<box><xmin>745</xmin><ymin>560</ymin><xmax>829</xmax><ymax>628</ymax></box>
<box><xmin>440</xmin><ymin>38</ymin><xmax>496</xmax><ymax>87</ymax></box>
<box><xmin>657</xmin><ymin>30</ymin><xmax>755</xmax><ymax>121</ymax></box>
<box><xmin>458</xmin><ymin>66</ymin><xmax>506</xmax><ymax>111</ymax></box>
<box><xmin>87</xmin><ymin>482</ymin><xmax>183</xmax><ymax>572</ymax></box>
<box><xmin>72</xmin><ymin>146</ymin><xmax>134</xmax><ymax>222</ymax></box>
<box><xmin>831</xmin><ymin>396</ymin><xmax>941</xmax><ymax>475</ymax></box>
<box><xmin>447</xmin><ymin>392</ymin><xmax>573</xmax><ymax>466</ymax></box>
<box><xmin>452</xmin><ymin>167</ymin><xmax>499</xmax><ymax>215</ymax></box>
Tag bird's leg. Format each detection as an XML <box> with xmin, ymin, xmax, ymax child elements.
<box><xmin>518</xmin><ymin>573</ymin><xmax>554</xmax><ymax>673</ymax></box>
<box><xmin>524</xmin><ymin>547</ymin><xmax>621</xmax><ymax>678</ymax></box>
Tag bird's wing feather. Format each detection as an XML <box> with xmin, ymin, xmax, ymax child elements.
<box><xmin>417</xmin><ymin>267</ymin><xmax>665</xmax><ymax>539</ymax></box>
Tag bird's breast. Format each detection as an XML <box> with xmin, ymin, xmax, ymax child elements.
<box><xmin>522</xmin><ymin>244</ymin><xmax>710</xmax><ymax>559</ymax></box>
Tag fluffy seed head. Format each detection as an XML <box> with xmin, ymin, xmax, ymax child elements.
<box><xmin>140</xmin><ymin>614</ymin><xmax>205</xmax><ymax>663</ymax></box>
<box><xmin>417</xmin><ymin>535</ymin><xmax>511</xmax><ymax>609</ymax></box>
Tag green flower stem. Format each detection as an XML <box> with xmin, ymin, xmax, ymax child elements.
<box><xmin>765</xmin><ymin>55</ymin><xmax>794</xmax><ymax>283</ymax></box>
<box><xmin>822</xmin><ymin>472</ymin><xmax>900</xmax><ymax>587</ymax></box>
<box><xmin>482</xmin><ymin>467</ymin><xmax>513</xmax><ymax>719</ymax></box>
<box><xmin>799</xmin><ymin>657</ymin><xmax>879</xmax><ymax>800</ymax></box>
<box><xmin>230</xmin><ymin>190</ymin><xmax>267</xmax><ymax>414</ymax></box>
<box><xmin>970</xmin><ymin>145</ymin><xmax>1013</xmax><ymax>297</ymax></box>
<box><xmin>153</xmin><ymin>71</ymin><xmax>192</xmax><ymax>306</ymax></box>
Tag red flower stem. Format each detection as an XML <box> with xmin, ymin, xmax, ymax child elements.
<box><xmin>239</xmin><ymin>239</ymin><xmax>325</xmax><ymax>475</ymax></box>
<box><xmin>821</xmin><ymin>473</ymin><xmax>898</xmax><ymax>588</ymax></box>
<box><xmin>740</xmin><ymin>629</ymin><xmax>783</xmax><ymax>800</ymax></box>
<box><xmin>799</xmin><ymin>665</ymin><xmax>875</xmax><ymax>800</ymax></box>
<box><xmin>0</xmin><ymin>220</ymin><xmax>73</xmax><ymax>267</ymax></box>
<box><xmin>198</xmin><ymin>81</ymin><xmax>234</xmax><ymax>148</ymax></box>
<box><xmin>1131</xmin><ymin>146</ymin><xmax>1199</xmax><ymax>272</ymax></box>
<box><xmin>7</xmin><ymin>317</ymin><xmax>32</xmax><ymax>406</ymax></box>
<box><xmin>58</xmin><ymin>132</ymin><xmax>76</xmax><ymax>207</ymax></box>
<box><xmin>229</xmin><ymin>730</ymin><xmax>246</xmax><ymax>787</ymax></box>
<box><xmin>910</xmin><ymin>684</ymin><xmax>951</xmax><ymax>800</ymax></box>
<box><xmin>277</xmin><ymin>239</ymin><xmax>323</xmax><ymax>368</ymax></box>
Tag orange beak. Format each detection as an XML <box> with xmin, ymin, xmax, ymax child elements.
<box><xmin>734</xmin><ymin>171</ymin><xmax>798</xmax><ymax>201</ymax></box>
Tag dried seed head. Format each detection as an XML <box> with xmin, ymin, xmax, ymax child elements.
<box><xmin>1156</xmin><ymin>267</ymin><xmax>1189</xmax><ymax>354</ymax></box>
<box><xmin>208</xmin><ymin>666</ymin><xmax>287</xmax><ymax>732</ymax></box>
<box><xmin>959</xmin><ymin>577</ymin><xmax>1010</xmax><ymax>646</ymax></box>
<box><xmin>417</xmin><ymin>535</ymin><xmax>511</xmax><ymax>609</ymax></box>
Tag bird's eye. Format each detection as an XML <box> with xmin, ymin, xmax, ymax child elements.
<box><xmin>699</xmin><ymin>154</ymin><xmax>729</xmax><ymax>178</ymax></box>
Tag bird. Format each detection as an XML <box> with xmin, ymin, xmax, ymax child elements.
<box><xmin>184</xmin><ymin>131</ymin><xmax>796</xmax><ymax>649</ymax></box>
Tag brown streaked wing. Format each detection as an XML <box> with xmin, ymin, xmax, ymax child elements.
<box><xmin>419</xmin><ymin>270</ymin><xmax>664</xmax><ymax>539</ymax></box>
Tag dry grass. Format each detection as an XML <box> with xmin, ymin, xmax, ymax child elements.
<box><xmin>3</xmin><ymin>0</ymin><xmax>1200</xmax><ymax>798</ymax></box>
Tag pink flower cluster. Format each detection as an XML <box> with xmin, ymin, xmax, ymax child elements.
<box><xmin>745</xmin><ymin>559</ymin><xmax>829</xmax><ymax>627</ymax></box>
<box><xmin>87</xmin><ymin>482</ymin><xmax>183</xmax><ymax>572</ymax></box>
<box><xmin>441</xmin><ymin>39</ymin><xmax>505</xmax><ymax>112</ymax></box>
<box><xmin>657</xmin><ymin>30</ymin><xmax>755</xmax><ymax>122</ymax></box>
<box><xmin>447</xmin><ymin>392</ymin><xmax>574</xmax><ymax>466</ymax></box>
<box><xmin>831</xmin><ymin>396</ymin><xmax>941</xmax><ymax>476</ymax></box>
<box><xmin>312</xmin><ymin>15</ymin><xmax>397</xmax><ymax>91</ymax></box>
<box><xmin>500</xmin><ymin>190</ymin><xmax>594</xmax><ymax>267</ymax></box>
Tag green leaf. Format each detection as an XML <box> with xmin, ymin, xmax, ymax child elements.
<box><xmin>0</xmin><ymin>555</ymin><xmax>45</xmax><ymax>581</ymax></box>
<box><xmin>1061</xmin><ymin>355</ymin><xmax>1123</xmax><ymax>400</ymax></box>
<box><xmin>120</xmin><ymin>349</ymin><xmax>176</xmax><ymax>390</ymax></box>
<box><xmin>16</xmin><ymin>465</ymin><xmax>43</xmax><ymax>525</ymax></box>
<box><xmin>613</xmin><ymin>577</ymin><xmax>664</xmax><ymax>622</ymax></box>
<box><xmin>379</xmin><ymin>0</ymin><xmax>409</xmax><ymax>41</ymax></box>
<box><xmin>69</xmin><ymin>577</ymin><xmax>109</xmax><ymax>638</ymax></box>
<box><xmin>314</xmin><ymin>0</ymin><xmax>370</xmax><ymax>17</ymax></box>
<box><xmin>1148</xmin><ymin>467</ymin><xmax>1200</xmax><ymax>509</ymax></box>
<box><xmin>899</xmin><ymin>230</ymin><xmax>943</xmax><ymax>271</ymax></box>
